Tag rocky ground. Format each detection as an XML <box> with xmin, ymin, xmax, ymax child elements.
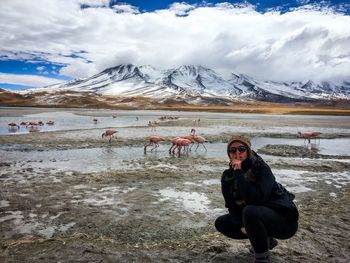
<box><xmin>1</xmin><ymin>110</ymin><xmax>350</xmax><ymax>262</ymax></box>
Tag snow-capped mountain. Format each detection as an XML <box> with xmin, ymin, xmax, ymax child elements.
<box><xmin>29</xmin><ymin>64</ymin><xmax>350</xmax><ymax>103</ymax></box>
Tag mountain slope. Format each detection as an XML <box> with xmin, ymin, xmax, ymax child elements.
<box><xmin>26</xmin><ymin>64</ymin><xmax>350</xmax><ymax>103</ymax></box>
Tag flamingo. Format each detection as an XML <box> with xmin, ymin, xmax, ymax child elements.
<box><xmin>8</xmin><ymin>122</ymin><xmax>20</xmax><ymax>128</ymax></box>
<box><xmin>298</xmin><ymin>131</ymin><xmax>322</xmax><ymax>143</ymax></box>
<box><xmin>192</xmin><ymin>135</ymin><xmax>208</xmax><ymax>151</ymax></box>
<box><xmin>26</xmin><ymin>122</ymin><xmax>38</xmax><ymax>126</ymax></box>
<box><xmin>144</xmin><ymin>136</ymin><xmax>165</xmax><ymax>153</ymax></box>
<box><xmin>189</xmin><ymin>129</ymin><xmax>208</xmax><ymax>151</ymax></box>
<box><xmin>46</xmin><ymin>120</ymin><xmax>55</xmax><ymax>125</ymax></box>
<box><xmin>192</xmin><ymin>118</ymin><xmax>201</xmax><ymax>126</ymax></box>
<box><xmin>148</xmin><ymin>120</ymin><xmax>159</xmax><ymax>131</ymax></box>
<box><xmin>172</xmin><ymin>138</ymin><xmax>192</xmax><ymax>155</ymax></box>
<box><xmin>102</xmin><ymin>129</ymin><xmax>118</xmax><ymax>144</ymax></box>
<box><xmin>175</xmin><ymin>128</ymin><xmax>196</xmax><ymax>143</ymax></box>
<box><xmin>26</xmin><ymin>122</ymin><xmax>40</xmax><ymax>132</ymax></box>
<box><xmin>182</xmin><ymin>128</ymin><xmax>196</xmax><ymax>141</ymax></box>
<box><xmin>169</xmin><ymin>136</ymin><xmax>181</xmax><ymax>153</ymax></box>
<box><xmin>8</xmin><ymin>122</ymin><xmax>20</xmax><ymax>132</ymax></box>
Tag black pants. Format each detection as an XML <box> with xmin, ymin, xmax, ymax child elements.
<box><xmin>215</xmin><ymin>205</ymin><xmax>298</xmax><ymax>253</ymax></box>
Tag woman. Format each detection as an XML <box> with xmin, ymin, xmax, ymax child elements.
<box><xmin>215</xmin><ymin>134</ymin><xmax>299</xmax><ymax>263</ymax></box>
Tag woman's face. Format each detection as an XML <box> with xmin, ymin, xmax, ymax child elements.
<box><xmin>228</xmin><ymin>141</ymin><xmax>248</xmax><ymax>162</ymax></box>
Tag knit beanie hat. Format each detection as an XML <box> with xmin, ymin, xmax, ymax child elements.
<box><xmin>227</xmin><ymin>134</ymin><xmax>252</xmax><ymax>157</ymax></box>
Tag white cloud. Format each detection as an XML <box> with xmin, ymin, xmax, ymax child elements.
<box><xmin>36</xmin><ymin>66</ymin><xmax>46</xmax><ymax>71</ymax></box>
<box><xmin>111</xmin><ymin>4</ymin><xmax>140</xmax><ymax>14</ymax></box>
<box><xmin>0</xmin><ymin>73</ymin><xmax>63</xmax><ymax>87</ymax></box>
<box><xmin>0</xmin><ymin>0</ymin><xmax>349</xmax><ymax>83</ymax></box>
<box><xmin>169</xmin><ymin>2</ymin><xmax>196</xmax><ymax>16</ymax></box>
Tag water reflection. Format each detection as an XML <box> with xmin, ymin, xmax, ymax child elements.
<box><xmin>8</xmin><ymin>127</ymin><xmax>20</xmax><ymax>134</ymax></box>
<box><xmin>101</xmin><ymin>145</ymin><xmax>117</xmax><ymax>155</ymax></box>
<box><xmin>303</xmin><ymin>142</ymin><xmax>320</xmax><ymax>158</ymax></box>
<box><xmin>306</xmin><ymin>142</ymin><xmax>320</xmax><ymax>152</ymax></box>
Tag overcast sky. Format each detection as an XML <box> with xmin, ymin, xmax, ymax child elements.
<box><xmin>0</xmin><ymin>0</ymin><xmax>350</xmax><ymax>89</ymax></box>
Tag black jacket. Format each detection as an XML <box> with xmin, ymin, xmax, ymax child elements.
<box><xmin>221</xmin><ymin>151</ymin><xmax>299</xmax><ymax>222</ymax></box>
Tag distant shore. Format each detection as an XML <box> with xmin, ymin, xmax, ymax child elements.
<box><xmin>1</xmin><ymin>88</ymin><xmax>349</xmax><ymax>115</ymax></box>
<box><xmin>146</xmin><ymin>104</ymin><xmax>350</xmax><ymax>116</ymax></box>
<box><xmin>1</xmin><ymin>103</ymin><xmax>350</xmax><ymax>116</ymax></box>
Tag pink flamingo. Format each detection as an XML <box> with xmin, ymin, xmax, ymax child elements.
<box><xmin>169</xmin><ymin>136</ymin><xmax>181</xmax><ymax>153</ymax></box>
<box><xmin>182</xmin><ymin>128</ymin><xmax>196</xmax><ymax>141</ymax></box>
<box><xmin>8</xmin><ymin>122</ymin><xmax>20</xmax><ymax>132</ymax></box>
<box><xmin>46</xmin><ymin>120</ymin><xmax>55</xmax><ymax>125</ymax></box>
<box><xmin>8</xmin><ymin>122</ymin><xmax>20</xmax><ymax>128</ymax></box>
<box><xmin>26</xmin><ymin>122</ymin><xmax>38</xmax><ymax>126</ymax></box>
<box><xmin>148</xmin><ymin>120</ymin><xmax>159</xmax><ymax>131</ymax></box>
<box><xmin>144</xmin><ymin>136</ymin><xmax>165</xmax><ymax>153</ymax></box>
<box><xmin>26</xmin><ymin>122</ymin><xmax>40</xmax><ymax>132</ymax></box>
<box><xmin>192</xmin><ymin>135</ymin><xmax>208</xmax><ymax>151</ymax></box>
<box><xmin>298</xmin><ymin>131</ymin><xmax>322</xmax><ymax>143</ymax></box>
<box><xmin>102</xmin><ymin>129</ymin><xmax>118</xmax><ymax>144</ymax></box>
<box><xmin>172</xmin><ymin>138</ymin><xmax>192</xmax><ymax>155</ymax></box>
<box><xmin>192</xmin><ymin>118</ymin><xmax>201</xmax><ymax>126</ymax></box>
<box><xmin>189</xmin><ymin>129</ymin><xmax>208</xmax><ymax>151</ymax></box>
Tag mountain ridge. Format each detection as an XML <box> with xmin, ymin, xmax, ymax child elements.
<box><xmin>22</xmin><ymin>64</ymin><xmax>350</xmax><ymax>104</ymax></box>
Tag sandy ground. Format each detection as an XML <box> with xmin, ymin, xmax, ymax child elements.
<box><xmin>1</xmin><ymin>109</ymin><xmax>350</xmax><ymax>262</ymax></box>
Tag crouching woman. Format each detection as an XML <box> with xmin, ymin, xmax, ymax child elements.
<box><xmin>215</xmin><ymin>134</ymin><xmax>299</xmax><ymax>263</ymax></box>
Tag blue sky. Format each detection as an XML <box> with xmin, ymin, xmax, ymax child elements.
<box><xmin>1</xmin><ymin>0</ymin><xmax>349</xmax><ymax>90</ymax></box>
<box><xmin>122</xmin><ymin>0</ymin><xmax>350</xmax><ymax>13</ymax></box>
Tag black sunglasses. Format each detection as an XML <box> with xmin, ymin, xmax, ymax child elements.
<box><xmin>229</xmin><ymin>145</ymin><xmax>247</xmax><ymax>153</ymax></box>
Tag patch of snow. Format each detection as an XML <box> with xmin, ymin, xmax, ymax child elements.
<box><xmin>0</xmin><ymin>200</ymin><xmax>10</xmax><ymax>208</ymax></box>
<box><xmin>329</xmin><ymin>192</ymin><xmax>337</xmax><ymax>198</ymax></box>
<box><xmin>158</xmin><ymin>187</ymin><xmax>211</xmax><ymax>213</ymax></box>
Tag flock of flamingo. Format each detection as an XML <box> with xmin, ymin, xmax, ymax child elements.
<box><xmin>143</xmin><ymin>128</ymin><xmax>208</xmax><ymax>155</ymax></box>
<box><xmin>7</xmin><ymin>115</ymin><xmax>321</xmax><ymax>155</ymax></box>
<box><xmin>100</xmin><ymin>127</ymin><xmax>208</xmax><ymax>156</ymax></box>
<box><xmin>8</xmin><ymin>120</ymin><xmax>55</xmax><ymax>133</ymax></box>
<box><xmin>96</xmin><ymin>115</ymin><xmax>206</xmax><ymax>155</ymax></box>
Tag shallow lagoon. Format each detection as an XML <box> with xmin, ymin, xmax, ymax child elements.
<box><xmin>1</xmin><ymin>138</ymin><xmax>350</xmax><ymax>174</ymax></box>
<box><xmin>1</xmin><ymin>107</ymin><xmax>350</xmax><ymax>135</ymax></box>
<box><xmin>1</xmin><ymin>108</ymin><xmax>350</xmax><ymax>174</ymax></box>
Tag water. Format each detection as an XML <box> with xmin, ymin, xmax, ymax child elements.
<box><xmin>0</xmin><ymin>111</ymin><xmax>156</xmax><ymax>135</ymax></box>
<box><xmin>1</xmin><ymin>108</ymin><xmax>350</xmax><ymax>173</ymax></box>
<box><xmin>251</xmin><ymin>137</ymin><xmax>350</xmax><ymax>156</ymax></box>
<box><xmin>1</xmin><ymin>137</ymin><xmax>349</xmax><ymax>174</ymax></box>
<box><xmin>1</xmin><ymin>108</ymin><xmax>350</xmax><ymax>135</ymax></box>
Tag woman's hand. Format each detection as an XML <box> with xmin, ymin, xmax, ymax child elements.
<box><xmin>240</xmin><ymin>227</ymin><xmax>247</xmax><ymax>234</ymax></box>
<box><xmin>230</xmin><ymin>159</ymin><xmax>242</xmax><ymax>170</ymax></box>
<box><xmin>235</xmin><ymin>199</ymin><xmax>245</xmax><ymax>206</ymax></box>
